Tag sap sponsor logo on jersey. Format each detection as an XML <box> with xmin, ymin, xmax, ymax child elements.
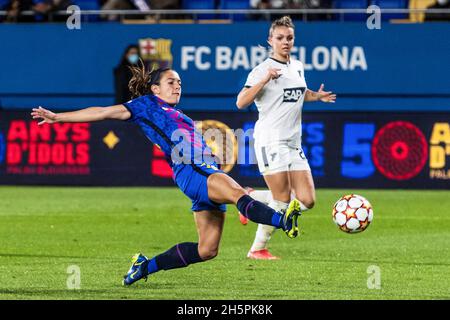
<box><xmin>181</xmin><ymin>46</ymin><xmax>367</xmax><ymax>71</ymax></box>
<box><xmin>283</xmin><ymin>87</ymin><xmax>306</xmax><ymax>103</ymax></box>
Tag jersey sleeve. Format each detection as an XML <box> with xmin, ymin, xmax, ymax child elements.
<box><xmin>244</xmin><ymin>66</ymin><xmax>266</xmax><ymax>88</ymax></box>
<box><xmin>122</xmin><ymin>95</ymin><xmax>148</xmax><ymax>122</ymax></box>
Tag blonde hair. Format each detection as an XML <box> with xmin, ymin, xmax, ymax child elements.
<box><xmin>269</xmin><ymin>16</ymin><xmax>295</xmax><ymax>37</ymax></box>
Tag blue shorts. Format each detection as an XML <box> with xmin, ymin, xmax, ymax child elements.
<box><xmin>173</xmin><ymin>163</ymin><xmax>227</xmax><ymax>213</ymax></box>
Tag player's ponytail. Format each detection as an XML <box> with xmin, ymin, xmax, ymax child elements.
<box><xmin>128</xmin><ymin>59</ymin><xmax>151</xmax><ymax>98</ymax></box>
<box><xmin>128</xmin><ymin>60</ymin><xmax>171</xmax><ymax>99</ymax></box>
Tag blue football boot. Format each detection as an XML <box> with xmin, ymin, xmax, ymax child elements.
<box><xmin>122</xmin><ymin>253</ymin><xmax>149</xmax><ymax>286</ymax></box>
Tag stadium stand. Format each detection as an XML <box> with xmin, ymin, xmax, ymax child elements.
<box><xmin>218</xmin><ymin>0</ymin><xmax>251</xmax><ymax>20</ymax></box>
<box><xmin>372</xmin><ymin>0</ymin><xmax>409</xmax><ymax>19</ymax></box>
<box><xmin>181</xmin><ymin>0</ymin><xmax>216</xmax><ymax>19</ymax></box>
<box><xmin>0</xmin><ymin>0</ymin><xmax>9</xmax><ymax>10</ymax></box>
<box><xmin>73</xmin><ymin>0</ymin><xmax>101</xmax><ymax>21</ymax></box>
<box><xmin>0</xmin><ymin>0</ymin><xmax>448</xmax><ymax>23</ymax></box>
<box><xmin>333</xmin><ymin>0</ymin><xmax>369</xmax><ymax>20</ymax></box>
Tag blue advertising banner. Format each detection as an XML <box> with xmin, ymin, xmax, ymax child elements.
<box><xmin>0</xmin><ymin>23</ymin><xmax>449</xmax><ymax>111</ymax></box>
<box><xmin>0</xmin><ymin>110</ymin><xmax>448</xmax><ymax>189</ymax></box>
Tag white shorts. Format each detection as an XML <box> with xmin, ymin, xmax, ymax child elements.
<box><xmin>254</xmin><ymin>142</ymin><xmax>311</xmax><ymax>176</ymax></box>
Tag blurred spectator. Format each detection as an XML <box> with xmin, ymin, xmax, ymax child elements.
<box><xmin>249</xmin><ymin>0</ymin><xmax>332</xmax><ymax>21</ymax></box>
<box><xmin>114</xmin><ymin>44</ymin><xmax>140</xmax><ymax>104</ymax></box>
<box><xmin>101</xmin><ymin>0</ymin><xmax>133</xmax><ymax>21</ymax></box>
<box><xmin>250</xmin><ymin>0</ymin><xmax>284</xmax><ymax>9</ymax></box>
<box><xmin>286</xmin><ymin>0</ymin><xmax>333</xmax><ymax>21</ymax></box>
<box><xmin>425</xmin><ymin>0</ymin><xmax>450</xmax><ymax>21</ymax></box>
<box><xmin>149</xmin><ymin>0</ymin><xmax>180</xmax><ymax>19</ymax></box>
<box><xmin>2</xmin><ymin>0</ymin><xmax>74</xmax><ymax>22</ymax></box>
<box><xmin>250</xmin><ymin>0</ymin><xmax>284</xmax><ymax>20</ymax></box>
<box><xmin>150</xmin><ymin>0</ymin><xmax>179</xmax><ymax>10</ymax></box>
<box><xmin>4</xmin><ymin>0</ymin><xmax>35</xmax><ymax>22</ymax></box>
<box><xmin>4</xmin><ymin>0</ymin><xmax>22</xmax><ymax>22</ymax></box>
<box><xmin>101</xmin><ymin>0</ymin><xmax>151</xmax><ymax>21</ymax></box>
<box><xmin>33</xmin><ymin>0</ymin><xmax>74</xmax><ymax>21</ymax></box>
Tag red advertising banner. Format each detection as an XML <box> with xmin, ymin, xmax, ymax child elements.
<box><xmin>0</xmin><ymin>111</ymin><xmax>448</xmax><ymax>189</ymax></box>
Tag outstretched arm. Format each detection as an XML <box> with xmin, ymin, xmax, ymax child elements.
<box><xmin>305</xmin><ymin>84</ymin><xmax>336</xmax><ymax>103</ymax></box>
<box><xmin>31</xmin><ymin>105</ymin><xmax>131</xmax><ymax>125</ymax></box>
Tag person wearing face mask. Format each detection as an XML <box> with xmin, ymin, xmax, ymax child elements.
<box><xmin>30</xmin><ymin>64</ymin><xmax>302</xmax><ymax>286</ymax></box>
<box><xmin>114</xmin><ymin>45</ymin><xmax>140</xmax><ymax>104</ymax></box>
<box><xmin>425</xmin><ymin>0</ymin><xmax>450</xmax><ymax>21</ymax></box>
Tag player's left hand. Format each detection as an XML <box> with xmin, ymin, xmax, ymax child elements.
<box><xmin>317</xmin><ymin>84</ymin><xmax>336</xmax><ymax>103</ymax></box>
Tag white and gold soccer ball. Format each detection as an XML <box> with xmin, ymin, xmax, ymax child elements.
<box><xmin>332</xmin><ymin>194</ymin><xmax>373</xmax><ymax>233</ymax></box>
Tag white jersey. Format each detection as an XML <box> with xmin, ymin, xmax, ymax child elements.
<box><xmin>244</xmin><ymin>57</ymin><xmax>307</xmax><ymax>147</ymax></box>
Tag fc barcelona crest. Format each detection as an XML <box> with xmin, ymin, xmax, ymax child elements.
<box><xmin>138</xmin><ymin>38</ymin><xmax>173</xmax><ymax>71</ymax></box>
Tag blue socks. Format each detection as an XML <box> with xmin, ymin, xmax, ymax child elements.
<box><xmin>144</xmin><ymin>196</ymin><xmax>285</xmax><ymax>276</ymax></box>
<box><xmin>147</xmin><ymin>242</ymin><xmax>203</xmax><ymax>275</ymax></box>
<box><xmin>237</xmin><ymin>195</ymin><xmax>284</xmax><ymax>228</ymax></box>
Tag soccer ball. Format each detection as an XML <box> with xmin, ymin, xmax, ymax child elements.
<box><xmin>332</xmin><ymin>194</ymin><xmax>373</xmax><ymax>233</ymax></box>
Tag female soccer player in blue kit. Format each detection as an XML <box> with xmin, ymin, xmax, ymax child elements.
<box><xmin>31</xmin><ymin>65</ymin><xmax>301</xmax><ymax>286</ymax></box>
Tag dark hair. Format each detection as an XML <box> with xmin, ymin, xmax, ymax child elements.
<box><xmin>128</xmin><ymin>60</ymin><xmax>171</xmax><ymax>98</ymax></box>
<box><xmin>119</xmin><ymin>44</ymin><xmax>139</xmax><ymax>66</ymax></box>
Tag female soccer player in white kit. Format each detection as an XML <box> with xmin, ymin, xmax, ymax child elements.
<box><xmin>236</xmin><ymin>16</ymin><xmax>336</xmax><ymax>260</ymax></box>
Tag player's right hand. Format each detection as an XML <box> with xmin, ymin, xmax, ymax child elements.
<box><xmin>31</xmin><ymin>106</ymin><xmax>57</xmax><ymax>125</ymax></box>
<box><xmin>264</xmin><ymin>67</ymin><xmax>282</xmax><ymax>83</ymax></box>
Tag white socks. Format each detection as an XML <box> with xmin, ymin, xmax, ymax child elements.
<box><xmin>299</xmin><ymin>201</ymin><xmax>310</xmax><ymax>212</ymax></box>
<box><xmin>250</xmin><ymin>199</ymin><xmax>288</xmax><ymax>252</ymax></box>
<box><xmin>248</xmin><ymin>189</ymin><xmax>311</xmax><ymax>252</ymax></box>
<box><xmin>248</xmin><ymin>189</ymin><xmax>311</xmax><ymax>213</ymax></box>
<box><xmin>246</xmin><ymin>189</ymin><xmax>272</xmax><ymax>203</ymax></box>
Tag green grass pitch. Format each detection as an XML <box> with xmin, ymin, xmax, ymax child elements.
<box><xmin>0</xmin><ymin>186</ymin><xmax>449</xmax><ymax>300</ymax></box>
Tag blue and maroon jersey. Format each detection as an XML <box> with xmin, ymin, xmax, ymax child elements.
<box><xmin>123</xmin><ymin>95</ymin><xmax>216</xmax><ymax>176</ymax></box>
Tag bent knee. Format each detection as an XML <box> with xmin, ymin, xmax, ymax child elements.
<box><xmin>198</xmin><ymin>247</ymin><xmax>219</xmax><ymax>261</ymax></box>
<box><xmin>295</xmin><ymin>195</ymin><xmax>315</xmax><ymax>209</ymax></box>
<box><xmin>232</xmin><ymin>186</ymin><xmax>247</xmax><ymax>202</ymax></box>
<box><xmin>304</xmin><ymin>199</ymin><xmax>315</xmax><ymax>209</ymax></box>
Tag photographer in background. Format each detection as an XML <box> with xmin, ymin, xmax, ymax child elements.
<box><xmin>33</xmin><ymin>0</ymin><xmax>74</xmax><ymax>21</ymax></box>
